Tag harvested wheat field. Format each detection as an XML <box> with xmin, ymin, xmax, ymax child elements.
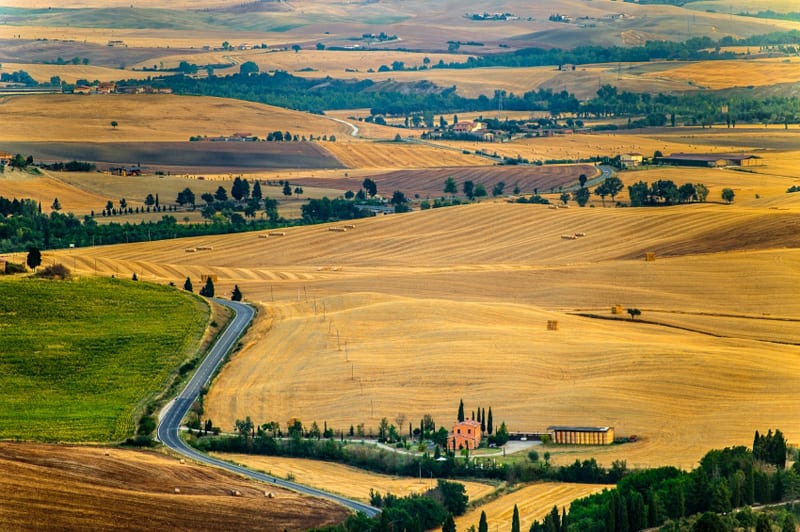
<box><xmin>0</xmin><ymin>442</ymin><xmax>348</xmax><ymax>531</ymax></box>
<box><xmin>0</xmin><ymin>169</ymin><xmax>109</xmax><ymax>213</ymax></box>
<box><xmin>214</xmin><ymin>453</ymin><xmax>494</xmax><ymax>503</ymax></box>
<box><xmin>0</xmin><ymin>94</ymin><xmax>349</xmax><ymax>142</ymax></box>
<box><xmin>321</xmin><ymin>140</ymin><xmax>487</xmax><ymax>170</ymax></box>
<box><xmin>51</xmin><ymin>200</ymin><xmax>800</xmax><ymax>470</ymax></box>
<box><xmin>639</xmin><ymin>58</ymin><xmax>800</xmax><ymax>90</ymax></box>
<box><xmin>455</xmin><ymin>483</ymin><xmax>608</xmax><ymax>532</ymax></box>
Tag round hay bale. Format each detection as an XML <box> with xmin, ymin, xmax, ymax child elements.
<box><xmin>179</xmin><ymin>459</ymin><xmax>185</xmax><ymax>464</ymax></box>
<box><xmin>174</xmin><ymin>487</ymin><xmax>181</xmax><ymax>494</ymax></box>
<box><xmin>266</xmin><ymin>491</ymin><xmax>274</xmax><ymax>498</ymax></box>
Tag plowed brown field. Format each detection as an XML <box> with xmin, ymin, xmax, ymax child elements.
<box><xmin>0</xmin><ymin>442</ymin><xmax>349</xmax><ymax>531</ymax></box>
<box><xmin>50</xmin><ymin>199</ymin><xmax>800</xmax><ymax>471</ymax></box>
<box><xmin>292</xmin><ymin>164</ymin><xmax>596</xmax><ymax>197</ymax></box>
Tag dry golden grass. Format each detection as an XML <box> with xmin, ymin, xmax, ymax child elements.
<box><xmin>321</xmin><ymin>140</ymin><xmax>488</xmax><ymax>169</ymax></box>
<box><xmin>214</xmin><ymin>453</ymin><xmax>494</xmax><ymax>503</ymax></box>
<box><xmin>640</xmin><ymin>58</ymin><xmax>800</xmax><ymax>90</ymax></box>
<box><xmin>50</xmin><ymin>199</ymin><xmax>800</xmax><ymax>470</ymax></box>
<box><xmin>0</xmin><ymin>94</ymin><xmax>349</xmax><ymax>142</ymax></box>
<box><xmin>455</xmin><ymin>483</ymin><xmax>608</xmax><ymax>532</ymax></box>
<box><xmin>0</xmin><ymin>442</ymin><xmax>348</xmax><ymax>531</ymax></box>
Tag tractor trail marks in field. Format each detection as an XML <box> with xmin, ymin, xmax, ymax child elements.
<box><xmin>0</xmin><ymin>442</ymin><xmax>348</xmax><ymax>531</ymax></box>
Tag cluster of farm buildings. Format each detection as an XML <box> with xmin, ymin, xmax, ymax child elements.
<box><xmin>447</xmin><ymin>420</ymin><xmax>615</xmax><ymax>451</ymax></box>
<box><xmin>72</xmin><ymin>82</ymin><xmax>173</xmax><ymax>95</ymax></box>
<box><xmin>621</xmin><ymin>152</ymin><xmax>762</xmax><ymax>168</ymax></box>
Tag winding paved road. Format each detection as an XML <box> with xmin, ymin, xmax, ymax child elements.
<box><xmin>157</xmin><ymin>298</ymin><xmax>379</xmax><ymax>517</ymax></box>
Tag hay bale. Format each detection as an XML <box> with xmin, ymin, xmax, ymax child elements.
<box><xmin>328</xmin><ymin>227</ymin><xmax>347</xmax><ymax>232</ymax></box>
<box><xmin>268</xmin><ymin>231</ymin><xmax>286</xmax><ymax>236</ymax></box>
<box><xmin>196</xmin><ymin>246</ymin><xmax>213</xmax><ymax>251</ymax></box>
<box><xmin>645</xmin><ymin>252</ymin><xmax>656</xmax><ymax>262</ymax></box>
<box><xmin>258</xmin><ymin>234</ymin><xmax>269</xmax><ymax>239</ymax></box>
<box><xmin>265</xmin><ymin>491</ymin><xmax>274</xmax><ymax>498</ymax></box>
<box><xmin>179</xmin><ymin>459</ymin><xmax>185</xmax><ymax>464</ymax></box>
<box><xmin>343</xmin><ymin>224</ymin><xmax>356</xmax><ymax>229</ymax></box>
<box><xmin>561</xmin><ymin>235</ymin><xmax>577</xmax><ymax>240</ymax></box>
<box><xmin>574</xmin><ymin>232</ymin><xmax>586</xmax><ymax>237</ymax></box>
<box><xmin>547</xmin><ymin>320</ymin><xmax>559</xmax><ymax>331</ymax></box>
<box><xmin>611</xmin><ymin>304</ymin><xmax>623</xmax><ymax>315</ymax></box>
<box><xmin>230</xmin><ymin>489</ymin><xmax>242</xmax><ymax>497</ymax></box>
<box><xmin>174</xmin><ymin>487</ymin><xmax>181</xmax><ymax>494</ymax></box>
<box><xmin>185</xmin><ymin>248</ymin><xmax>196</xmax><ymax>252</ymax></box>
<box><xmin>548</xmin><ymin>204</ymin><xmax>558</xmax><ymax>210</ymax></box>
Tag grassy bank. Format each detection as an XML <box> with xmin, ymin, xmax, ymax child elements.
<box><xmin>0</xmin><ymin>276</ymin><xmax>209</xmax><ymax>442</ymax></box>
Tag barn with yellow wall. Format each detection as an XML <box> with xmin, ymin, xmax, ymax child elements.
<box><xmin>548</xmin><ymin>426</ymin><xmax>615</xmax><ymax>445</ymax></box>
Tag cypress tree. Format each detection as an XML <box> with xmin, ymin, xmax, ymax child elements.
<box><xmin>476</xmin><ymin>407</ymin><xmax>481</xmax><ymax>423</ymax></box>
<box><xmin>511</xmin><ymin>504</ymin><xmax>520</xmax><ymax>532</ymax></box>
<box><xmin>200</xmin><ymin>276</ymin><xmax>215</xmax><ymax>297</ymax></box>
<box><xmin>183</xmin><ymin>276</ymin><xmax>192</xmax><ymax>292</ymax></box>
<box><xmin>457</xmin><ymin>399</ymin><xmax>464</xmax><ymax>422</ymax></box>
<box><xmin>487</xmin><ymin>407</ymin><xmax>493</xmax><ymax>434</ymax></box>
<box><xmin>478</xmin><ymin>511</ymin><xmax>488</xmax><ymax>532</ymax></box>
<box><xmin>231</xmin><ymin>284</ymin><xmax>242</xmax><ymax>301</ymax></box>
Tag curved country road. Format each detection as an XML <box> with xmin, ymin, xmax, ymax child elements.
<box><xmin>157</xmin><ymin>298</ymin><xmax>379</xmax><ymax>517</ymax></box>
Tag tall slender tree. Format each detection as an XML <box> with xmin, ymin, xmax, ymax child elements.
<box><xmin>183</xmin><ymin>276</ymin><xmax>192</xmax><ymax>292</ymax></box>
<box><xmin>487</xmin><ymin>407</ymin><xmax>493</xmax><ymax>434</ymax></box>
<box><xmin>478</xmin><ymin>511</ymin><xmax>488</xmax><ymax>532</ymax></box>
<box><xmin>511</xmin><ymin>504</ymin><xmax>520</xmax><ymax>532</ymax></box>
<box><xmin>457</xmin><ymin>399</ymin><xmax>465</xmax><ymax>422</ymax></box>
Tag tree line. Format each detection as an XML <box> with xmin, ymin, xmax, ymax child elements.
<box><xmin>542</xmin><ymin>430</ymin><xmax>797</xmax><ymax>532</ymax></box>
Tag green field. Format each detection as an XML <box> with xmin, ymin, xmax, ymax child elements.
<box><xmin>0</xmin><ymin>276</ymin><xmax>209</xmax><ymax>442</ymax></box>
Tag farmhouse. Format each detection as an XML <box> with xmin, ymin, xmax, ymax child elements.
<box><xmin>447</xmin><ymin>420</ymin><xmax>482</xmax><ymax>450</ymax></box>
<box><xmin>658</xmin><ymin>153</ymin><xmax>762</xmax><ymax>168</ymax></box>
<box><xmin>620</xmin><ymin>153</ymin><xmax>644</xmax><ymax>167</ymax></box>
<box><xmin>73</xmin><ymin>85</ymin><xmax>93</xmax><ymax>95</ymax></box>
<box><xmin>110</xmin><ymin>167</ymin><xmax>142</xmax><ymax>176</ymax></box>
<box><xmin>0</xmin><ymin>152</ymin><xmax>12</xmax><ymax>165</ymax></box>
<box><xmin>453</xmin><ymin>121</ymin><xmax>484</xmax><ymax>133</ymax></box>
<box><xmin>548</xmin><ymin>426</ymin><xmax>614</xmax><ymax>445</ymax></box>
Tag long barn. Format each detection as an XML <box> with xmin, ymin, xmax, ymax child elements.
<box><xmin>548</xmin><ymin>426</ymin><xmax>615</xmax><ymax>445</ymax></box>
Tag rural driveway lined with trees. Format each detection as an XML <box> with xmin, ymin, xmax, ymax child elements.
<box><xmin>157</xmin><ymin>298</ymin><xmax>379</xmax><ymax>517</ymax></box>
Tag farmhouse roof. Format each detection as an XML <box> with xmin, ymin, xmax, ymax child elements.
<box><xmin>664</xmin><ymin>153</ymin><xmax>760</xmax><ymax>162</ymax></box>
<box><xmin>455</xmin><ymin>419</ymin><xmax>481</xmax><ymax>427</ymax></box>
<box><xmin>547</xmin><ymin>425</ymin><xmax>612</xmax><ymax>432</ymax></box>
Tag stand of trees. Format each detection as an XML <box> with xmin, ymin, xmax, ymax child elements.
<box><xmin>535</xmin><ymin>430</ymin><xmax>797</xmax><ymax>532</ymax></box>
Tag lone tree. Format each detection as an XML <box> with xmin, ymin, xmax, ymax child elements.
<box><xmin>511</xmin><ymin>504</ymin><xmax>521</xmax><ymax>532</ymax></box>
<box><xmin>231</xmin><ymin>284</ymin><xmax>242</xmax><ymax>301</ymax></box>
<box><xmin>199</xmin><ymin>277</ymin><xmax>215</xmax><ymax>297</ymax></box>
<box><xmin>627</xmin><ymin>308</ymin><xmax>641</xmax><ymax>321</ymax></box>
<box><xmin>131</xmin><ymin>272</ymin><xmax>138</xmax><ymax>281</ymax></box>
<box><xmin>110</xmin><ymin>121</ymin><xmax>118</xmax><ymax>129</ymax></box>
<box><xmin>444</xmin><ymin>177</ymin><xmax>457</xmax><ymax>195</ymax></box>
<box><xmin>721</xmin><ymin>188</ymin><xmax>735</xmax><ymax>204</ymax></box>
<box><xmin>478</xmin><ymin>511</ymin><xmax>488</xmax><ymax>532</ymax></box>
<box><xmin>51</xmin><ymin>197</ymin><xmax>61</xmax><ymax>211</ymax></box>
<box><xmin>27</xmin><ymin>247</ymin><xmax>42</xmax><ymax>271</ymax></box>
<box><xmin>183</xmin><ymin>276</ymin><xmax>193</xmax><ymax>292</ymax></box>
<box><xmin>362</xmin><ymin>178</ymin><xmax>377</xmax><ymax>197</ymax></box>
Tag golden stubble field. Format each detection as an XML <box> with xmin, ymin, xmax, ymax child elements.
<box><xmin>213</xmin><ymin>453</ymin><xmax>494</xmax><ymax>503</ymax></box>
<box><xmin>0</xmin><ymin>94</ymin><xmax>350</xmax><ymax>142</ymax></box>
<box><xmin>49</xmin><ymin>196</ymin><xmax>800</xmax><ymax>473</ymax></box>
<box><xmin>0</xmin><ymin>442</ymin><xmax>348</xmax><ymax>531</ymax></box>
